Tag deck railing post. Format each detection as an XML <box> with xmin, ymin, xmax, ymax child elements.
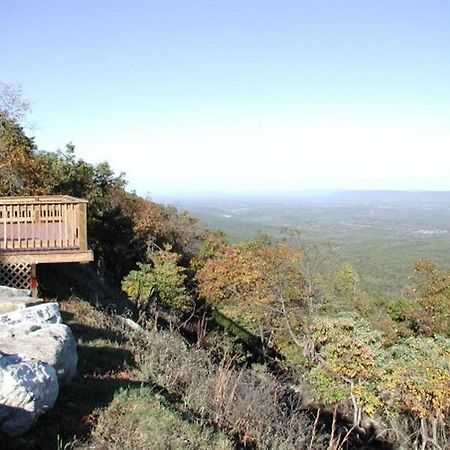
<box><xmin>78</xmin><ymin>202</ymin><xmax>88</xmax><ymax>251</ymax></box>
<box><xmin>2</xmin><ymin>205</ymin><xmax>6</xmax><ymax>249</ymax></box>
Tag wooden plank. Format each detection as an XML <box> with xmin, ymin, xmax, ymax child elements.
<box><xmin>23</xmin><ymin>206</ymin><xmax>28</xmax><ymax>248</ymax></box>
<box><xmin>50</xmin><ymin>203</ymin><xmax>56</xmax><ymax>247</ymax></box>
<box><xmin>0</xmin><ymin>250</ymin><xmax>94</xmax><ymax>264</ymax></box>
<box><xmin>72</xmin><ymin>203</ymin><xmax>78</xmax><ymax>247</ymax></box>
<box><xmin>27</xmin><ymin>204</ymin><xmax>32</xmax><ymax>248</ymax></box>
<box><xmin>44</xmin><ymin>203</ymin><xmax>49</xmax><ymax>248</ymax></box>
<box><xmin>6</xmin><ymin>206</ymin><xmax>12</xmax><ymax>249</ymax></box>
<box><xmin>2</xmin><ymin>205</ymin><xmax>6</xmax><ymax>250</ymax></box>
<box><xmin>17</xmin><ymin>204</ymin><xmax>21</xmax><ymax>248</ymax></box>
<box><xmin>36</xmin><ymin>204</ymin><xmax>41</xmax><ymax>248</ymax></box>
<box><xmin>58</xmin><ymin>203</ymin><xmax>62</xmax><ymax>247</ymax></box>
<box><xmin>64</xmin><ymin>203</ymin><xmax>68</xmax><ymax>247</ymax></box>
<box><xmin>33</xmin><ymin>204</ymin><xmax>38</xmax><ymax>248</ymax></box>
<box><xmin>0</xmin><ymin>195</ymin><xmax>88</xmax><ymax>204</ymax></box>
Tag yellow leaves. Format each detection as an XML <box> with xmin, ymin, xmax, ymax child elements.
<box><xmin>353</xmin><ymin>383</ymin><xmax>381</xmax><ymax>416</ymax></box>
<box><xmin>196</xmin><ymin>238</ymin><xmax>306</xmax><ymax>309</ymax></box>
<box><xmin>382</xmin><ymin>337</ymin><xmax>450</xmax><ymax>420</ymax></box>
<box><xmin>311</xmin><ymin>315</ymin><xmax>450</xmax><ymax>421</ymax></box>
<box><xmin>195</xmin><ymin>237</ymin><xmax>308</xmax><ymax>344</ymax></box>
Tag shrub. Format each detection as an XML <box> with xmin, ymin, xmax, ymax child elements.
<box><xmin>122</xmin><ymin>245</ymin><xmax>191</xmax><ymax>313</ymax></box>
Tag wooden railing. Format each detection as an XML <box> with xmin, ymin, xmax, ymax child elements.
<box><xmin>0</xmin><ymin>196</ymin><xmax>88</xmax><ymax>252</ymax></box>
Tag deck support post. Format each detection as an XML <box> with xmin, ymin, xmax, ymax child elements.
<box><xmin>30</xmin><ymin>263</ymin><xmax>38</xmax><ymax>298</ymax></box>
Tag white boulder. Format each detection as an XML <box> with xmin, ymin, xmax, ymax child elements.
<box><xmin>0</xmin><ymin>323</ymin><xmax>77</xmax><ymax>386</ymax></box>
<box><xmin>0</xmin><ymin>352</ymin><xmax>59</xmax><ymax>436</ymax></box>
<box><xmin>0</xmin><ymin>286</ymin><xmax>31</xmax><ymax>298</ymax></box>
<box><xmin>0</xmin><ymin>302</ymin><xmax>62</xmax><ymax>327</ymax></box>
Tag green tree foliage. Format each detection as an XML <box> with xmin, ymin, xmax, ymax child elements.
<box><xmin>322</xmin><ymin>262</ymin><xmax>362</xmax><ymax>314</ymax></box>
<box><xmin>189</xmin><ymin>229</ymin><xmax>228</xmax><ymax>273</ymax></box>
<box><xmin>37</xmin><ymin>144</ymin><xmax>126</xmax><ymax>199</ymax></box>
<box><xmin>36</xmin><ymin>145</ymin><xmax>138</xmax><ymax>283</ymax></box>
<box><xmin>332</xmin><ymin>262</ymin><xmax>360</xmax><ymax>304</ymax></box>
<box><xmin>122</xmin><ymin>245</ymin><xmax>191</xmax><ymax>312</ymax></box>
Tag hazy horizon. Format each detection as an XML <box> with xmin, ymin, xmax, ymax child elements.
<box><xmin>152</xmin><ymin>188</ymin><xmax>450</xmax><ymax>201</ymax></box>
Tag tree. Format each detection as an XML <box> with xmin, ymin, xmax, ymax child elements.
<box><xmin>196</xmin><ymin>235</ymin><xmax>308</xmax><ymax>349</ymax></box>
<box><xmin>0</xmin><ymin>118</ymin><xmax>45</xmax><ymax>195</ymax></box>
<box><xmin>0</xmin><ymin>83</ymin><xmax>46</xmax><ymax>195</ymax></box>
<box><xmin>323</xmin><ymin>262</ymin><xmax>361</xmax><ymax>313</ymax></box>
<box><xmin>189</xmin><ymin>229</ymin><xmax>228</xmax><ymax>273</ymax></box>
<box><xmin>399</xmin><ymin>260</ymin><xmax>450</xmax><ymax>337</ymax></box>
<box><xmin>0</xmin><ymin>82</ymin><xmax>30</xmax><ymax>125</ymax></box>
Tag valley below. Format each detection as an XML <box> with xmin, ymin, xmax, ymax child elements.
<box><xmin>159</xmin><ymin>190</ymin><xmax>450</xmax><ymax>292</ymax></box>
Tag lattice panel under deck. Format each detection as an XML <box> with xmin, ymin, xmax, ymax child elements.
<box><xmin>0</xmin><ymin>262</ymin><xmax>31</xmax><ymax>290</ymax></box>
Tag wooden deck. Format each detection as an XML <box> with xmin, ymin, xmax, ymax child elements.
<box><xmin>0</xmin><ymin>196</ymin><xmax>93</xmax><ymax>264</ymax></box>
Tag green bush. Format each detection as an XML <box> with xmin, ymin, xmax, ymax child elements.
<box><xmin>122</xmin><ymin>245</ymin><xmax>191</xmax><ymax>312</ymax></box>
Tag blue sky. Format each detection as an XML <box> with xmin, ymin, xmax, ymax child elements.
<box><xmin>2</xmin><ymin>0</ymin><xmax>450</xmax><ymax>195</ymax></box>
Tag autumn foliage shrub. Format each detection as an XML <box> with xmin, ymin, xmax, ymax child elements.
<box><xmin>196</xmin><ymin>236</ymin><xmax>309</xmax><ymax>348</ymax></box>
<box><xmin>305</xmin><ymin>313</ymin><xmax>450</xmax><ymax>448</ymax></box>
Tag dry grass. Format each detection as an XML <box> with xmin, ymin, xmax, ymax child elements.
<box><xmin>62</xmin><ymin>297</ymin><xmax>327</xmax><ymax>449</ymax></box>
<box><xmin>123</xmin><ymin>323</ymin><xmax>325</xmax><ymax>448</ymax></box>
<box><xmin>91</xmin><ymin>387</ymin><xmax>232</xmax><ymax>450</ymax></box>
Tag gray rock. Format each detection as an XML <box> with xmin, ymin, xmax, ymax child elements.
<box><xmin>115</xmin><ymin>315</ymin><xmax>143</xmax><ymax>331</ymax></box>
<box><xmin>0</xmin><ymin>352</ymin><xmax>59</xmax><ymax>436</ymax></box>
<box><xmin>0</xmin><ymin>302</ymin><xmax>62</xmax><ymax>326</ymax></box>
<box><xmin>0</xmin><ymin>297</ymin><xmax>46</xmax><ymax>315</ymax></box>
<box><xmin>0</xmin><ymin>286</ymin><xmax>31</xmax><ymax>298</ymax></box>
<box><xmin>0</xmin><ymin>323</ymin><xmax>77</xmax><ymax>385</ymax></box>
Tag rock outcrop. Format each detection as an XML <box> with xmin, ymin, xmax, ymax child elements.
<box><xmin>0</xmin><ymin>286</ymin><xmax>77</xmax><ymax>436</ymax></box>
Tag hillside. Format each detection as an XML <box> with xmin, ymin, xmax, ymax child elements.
<box><xmin>0</xmin><ymin>276</ymin><xmax>396</xmax><ymax>450</ymax></box>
